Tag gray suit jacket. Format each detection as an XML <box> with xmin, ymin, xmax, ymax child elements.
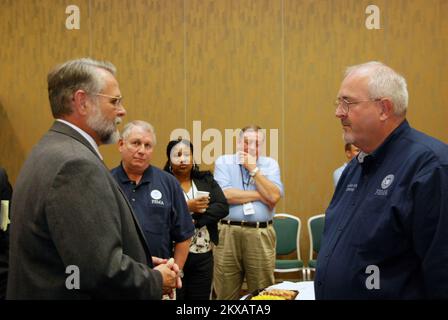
<box><xmin>7</xmin><ymin>121</ymin><xmax>163</xmax><ymax>299</ymax></box>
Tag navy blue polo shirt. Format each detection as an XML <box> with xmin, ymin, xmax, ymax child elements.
<box><xmin>315</xmin><ymin>120</ymin><xmax>448</xmax><ymax>299</ymax></box>
<box><xmin>111</xmin><ymin>164</ymin><xmax>194</xmax><ymax>259</ymax></box>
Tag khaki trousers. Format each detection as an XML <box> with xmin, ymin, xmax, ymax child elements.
<box><xmin>213</xmin><ymin>223</ymin><xmax>276</xmax><ymax>300</ymax></box>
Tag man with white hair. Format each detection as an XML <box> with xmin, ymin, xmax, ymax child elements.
<box><xmin>7</xmin><ymin>58</ymin><xmax>180</xmax><ymax>299</ymax></box>
<box><xmin>111</xmin><ymin>120</ymin><xmax>194</xmax><ymax>289</ymax></box>
<box><xmin>315</xmin><ymin>61</ymin><xmax>448</xmax><ymax>299</ymax></box>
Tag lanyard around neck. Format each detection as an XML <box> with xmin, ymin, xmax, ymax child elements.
<box><xmin>239</xmin><ymin>165</ymin><xmax>251</xmax><ymax>190</ymax></box>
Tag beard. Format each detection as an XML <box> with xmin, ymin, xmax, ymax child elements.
<box><xmin>86</xmin><ymin>104</ymin><xmax>121</xmax><ymax>145</ymax></box>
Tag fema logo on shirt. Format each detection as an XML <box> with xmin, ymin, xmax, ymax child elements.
<box><xmin>381</xmin><ymin>174</ymin><xmax>395</xmax><ymax>189</ymax></box>
<box><xmin>374</xmin><ymin>174</ymin><xmax>395</xmax><ymax>196</ymax></box>
<box><xmin>150</xmin><ymin>189</ymin><xmax>164</xmax><ymax>205</ymax></box>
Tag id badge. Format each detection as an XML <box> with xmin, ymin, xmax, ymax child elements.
<box><xmin>243</xmin><ymin>202</ymin><xmax>255</xmax><ymax>216</ymax></box>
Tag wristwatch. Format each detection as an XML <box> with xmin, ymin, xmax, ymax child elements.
<box><xmin>249</xmin><ymin>167</ymin><xmax>259</xmax><ymax>177</ymax></box>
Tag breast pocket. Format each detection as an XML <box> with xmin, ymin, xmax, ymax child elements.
<box><xmin>354</xmin><ymin>205</ymin><xmax>406</xmax><ymax>261</ymax></box>
<box><xmin>144</xmin><ymin>204</ymin><xmax>170</xmax><ymax>235</ymax></box>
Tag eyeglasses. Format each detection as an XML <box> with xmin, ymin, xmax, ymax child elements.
<box><xmin>126</xmin><ymin>139</ymin><xmax>152</xmax><ymax>152</ymax></box>
<box><xmin>334</xmin><ymin>97</ymin><xmax>381</xmax><ymax>114</ymax></box>
<box><xmin>94</xmin><ymin>93</ymin><xmax>123</xmax><ymax>108</ymax></box>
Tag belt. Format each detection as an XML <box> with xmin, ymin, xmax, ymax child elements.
<box><xmin>220</xmin><ymin>219</ymin><xmax>273</xmax><ymax>228</ymax></box>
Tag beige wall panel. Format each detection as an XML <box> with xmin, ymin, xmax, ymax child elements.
<box><xmin>384</xmin><ymin>0</ymin><xmax>448</xmax><ymax>142</ymax></box>
<box><xmin>0</xmin><ymin>0</ymin><xmax>90</xmax><ymax>181</ymax></box>
<box><xmin>89</xmin><ymin>0</ymin><xmax>185</xmax><ymax>169</ymax></box>
<box><xmin>185</xmin><ymin>0</ymin><xmax>283</xmax><ymax>185</ymax></box>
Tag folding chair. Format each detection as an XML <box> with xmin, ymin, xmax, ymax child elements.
<box><xmin>273</xmin><ymin>213</ymin><xmax>306</xmax><ymax>281</ymax></box>
<box><xmin>306</xmin><ymin>214</ymin><xmax>325</xmax><ymax>280</ymax></box>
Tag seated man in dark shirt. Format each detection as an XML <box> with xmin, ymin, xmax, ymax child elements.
<box><xmin>111</xmin><ymin>121</ymin><xmax>194</xmax><ymax>278</ymax></box>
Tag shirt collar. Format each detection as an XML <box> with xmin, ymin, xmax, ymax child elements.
<box><xmin>116</xmin><ymin>162</ymin><xmax>153</xmax><ymax>185</ymax></box>
<box><xmin>356</xmin><ymin>119</ymin><xmax>410</xmax><ymax>165</ymax></box>
<box><xmin>56</xmin><ymin>119</ymin><xmax>103</xmax><ymax>160</ymax></box>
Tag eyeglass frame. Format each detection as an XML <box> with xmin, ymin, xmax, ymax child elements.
<box><xmin>334</xmin><ymin>97</ymin><xmax>382</xmax><ymax>114</ymax></box>
<box><xmin>94</xmin><ymin>93</ymin><xmax>124</xmax><ymax>108</ymax></box>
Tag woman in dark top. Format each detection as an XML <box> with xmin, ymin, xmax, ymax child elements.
<box><xmin>164</xmin><ymin>138</ymin><xmax>228</xmax><ymax>300</ymax></box>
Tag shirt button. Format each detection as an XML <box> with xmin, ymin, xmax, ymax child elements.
<box><xmin>317</xmin><ymin>281</ymin><xmax>322</xmax><ymax>286</ymax></box>
<box><xmin>132</xmin><ymin>190</ymin><xmax>136</xmax><ymax>193</ymax></box>
<box><xmin>132</xmin><ymin>198</ymin><xmax>135</xmax><ymax>202</ymax></box>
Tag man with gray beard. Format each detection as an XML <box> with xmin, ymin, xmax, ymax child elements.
<box><xmin>7</xmin><ymin>58</ymin><xmax>180</xmax><ymax>299</ymax></box>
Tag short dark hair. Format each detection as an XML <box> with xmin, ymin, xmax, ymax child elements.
<box><xmin>163</xmin><ymin>138</ymin><xmax>210</xmax><ymax>179</ymax></box>
<box><xmin>165</xmin><ymin>137</ymin><xmax>193</xmax><ymax>160</ymax></box>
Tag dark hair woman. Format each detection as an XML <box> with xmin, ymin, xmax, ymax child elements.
<box><xmin>164</xmin><ymin>138</ymin><xmax>228</xmax><ymax>300</ymax></box>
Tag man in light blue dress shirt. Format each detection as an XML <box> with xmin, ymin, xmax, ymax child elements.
<box><xmin>213</xmin><ymin>125</ymin><xmax>283</xmax><ymax>300</ymax></box>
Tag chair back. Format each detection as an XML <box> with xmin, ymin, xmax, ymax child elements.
<box><xmin>273</xmin><ymin>213</ymin><xmax>301</xmax><ymax>260</ymax></box>
<box><xmin>308</xmin><ymin>214</ymin><xmax>325</xmax><ymax>260</ymax></box>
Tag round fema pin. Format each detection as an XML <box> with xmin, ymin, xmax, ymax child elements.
<box><xmin>381</xmin><ymin>174</ymin><xmax>395</xmax><ymax>189</ymax></box>
<box><xmin>150</xmin><ymin>189</ymin><xmax>162</xmax><ymax>200</ymax></box>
